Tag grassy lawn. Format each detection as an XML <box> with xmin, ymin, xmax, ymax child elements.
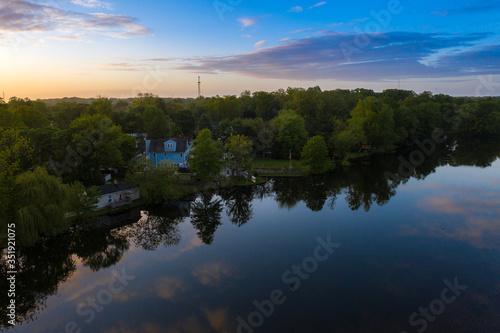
<box><xmin>346</xmin><ymin>152</ymin><xmax>370</xmax><ymax>160</ymax></box>
<box><xmin>251</xmin><ymin>157</ymin><xmax>309</xmax><ymax>171</ymax></box>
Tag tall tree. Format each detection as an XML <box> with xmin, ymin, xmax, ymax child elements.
<box><xmin>67</xmin><ymin>181</ymin><xmax>100</xmax><ymax>216</ymax></box>
<box><xmin>0</xmin><ymin>129</ymin><xmax>33</xmax><ymax>177</ymax></box>
<box><xmin>126</xmin><ymin>158</ymin><xmax>179</xmax><ymax>204</ymax></box>
<box><xmin>225</xmin><ymin>134</ymin><xmax>253</xmax><ymax>174</ymax></box>
<box><xmin>301</xmin><ymin>136</ymin><xmax>330</xmax><ymax>174</ymax></box>
<box><xmin>13</xmin><ymin>167</ymin><xmax>71</xmax><ymax>245</ymax></box>
<box><xmin>144</xmin><ymin>105</ymin><xmax>170</xmax><ymax>139</ymax></box>
<box><xmin>14</xmin><ymin>106</ymin><xmax>50</xmax><ymax>129</ymax></box>
<box><xmin>273</xmin><ymin>109</ymin><xmax>308</xmax><ymax>159</ymax></box>
<box><xmin>188</xmin><ymin>129</ymin><xmax>223</xmax><ymax>180</ymax></box>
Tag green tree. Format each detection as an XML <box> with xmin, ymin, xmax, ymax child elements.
<box><xmin>67</xmin><ymin>181</ymin><xmax>100</xmax><ymax>216</ymax></box>
<box><xmin>273</xmin><ymin>109</ymin><xmax>308</xmax><ymax>159</ymax></box>
<box><xmin>0</xmin><ymin>108</ymin><xmax>25</xmax><ymax>128</ymax></box>
<box><xmin>171</xmin><ymin>109</ymin><xmax>196</xmax><ymax>136</ymax></box>
<box><xmin>253</xmin><ymin>91</ymin><xmax>279</xmax><ymax>121</ymax></box>
<box><xmin>13</xmin><ymin>167</ymin><xmax>71</xmax><ymax>245</ymax></box>
<box><xmin>87</xmin><ymin>98</ymin><xmax>113</xmax><ymax>117</ymax></box>
<box><xmin>225</xmin><ymin>134</ymin><xmax>253</xmax><ymax>174</ymax></box>
<box><xmin>126</xmin><ymin>158</ymin><xmax>179</xmax><ymax>204</ymax></box>
<box><xmin>198</xmin><ymin>113</ymin><xmax>213</xmax><ymax>132</ymax></box>
<box><xmin>0</xmin><ymin>129</ymin><xmax>33</xmax><ymax>176</ymax></box>
<box><xmin>301</xmin><ymin>136</ymin><xmax>330</xmax><ymax>174</ymax></box>
<box><xmin>144</xmin><ymin>105</ymin><xmax>170</xmax><ymax>139</ymax></box>
<box><xmin>52</xmin><ymin>101</ymin><xmax>87</xmax><ymax>130</ymax></box>
<box><xmin>51</xmin><ymin>114</ymin><xmax>133</xmax><ymax>185</ymax></box>
<box><xmin>14</xmin><ymin>106</ymin><xmax>50</xmax><ymax>129</ymax></box>
<box><xmin>189</xmin><ymin>129</ymin><xmax>223</xmax><ymax>180</ymax></box>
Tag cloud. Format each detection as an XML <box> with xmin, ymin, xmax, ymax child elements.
<box><xmin>241</xmin><ymin>34</ymin><xmax>253</xmax><ymax>38</ymax></box>
<box><xmin>0</xmin><ymin>0</ymin><xmax>151</xmax><ymax>38</ymax></box>
<box><xmin>309</xmin><ymin>2</ymin><xmax>327</xmax><ymax>9</ymax></box>
<box><xmin>278</xmin><ymin>37</ymin><xmax>291</xmax><ymax>43</ymax></box>
<box><xmin>71</xmin><ymin>0</ymin><xmax>112</xmax><ymax>10</ymax></box>
<box><xmin>176</xmin><ymin>31</ymin><xmax>499</xmax><ymax>81</ymax></box>
<box><xmin>49</xmin><ymin>34</ymin><xmax>84</xmax><ymax>40</ymax></box>
<box><xmin>237</xmin><ymin>17</ymin><xmax>258</xmax><ymax>28</ymax></box>
<box><xmin>101</xmin><ymin>62</ymin><xmax>156</xmax><ymax>71</ymax></box>
<box><xmin>254</xmin><ymin>40</ymin><xmax>268</xmax><ymax>48</ymax></box>
<box><xmin>291</xmin><ymin>28</ymin><xmax>313</xmax><ymax>34</ymax></box>
<box><xmin>288</xmin><ymin>6</ymin><xmax>303</xmax><ymax>13</ymax></box>
<box><xmin>431</xmin><ymin>0</ymin><xmax>500</xmax><ymax>15</ymax></box>
<box><xmin>328</xmin><ymin>17</ymin><xmax>369</xmax><ymax>27</ymax></box>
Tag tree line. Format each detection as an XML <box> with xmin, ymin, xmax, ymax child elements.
<box><xmin>1</xmin><ymin>88</ymin><xmax>499</xmax><ymax>245</ymax></box>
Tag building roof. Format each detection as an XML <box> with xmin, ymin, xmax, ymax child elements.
<box><xmin>96</xmin><ymin>181</ymin><xmax>137</xmax><ymax>195</ymax></box>
<box><xmin>148</xmin><ymin>137</ymin><xmax>191</xmax><ymax>153</ymax></box>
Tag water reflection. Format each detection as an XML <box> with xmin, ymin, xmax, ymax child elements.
<box><xmin>120</xmin><ymin>209</ymin><xmax>182</xmax><ymax>251</ymax></box>
<box><xmin>1</xmin><ymin>137</ymin><xmax>499</xmax><ymax>331</ymax></box>
<box><xmin>220</xmin><ymin>187</ymin><xmax>254</xmax><ymax>226</ymax></box>
<box><xmin>190</xmin><ymin>193</ymin><xmax>223</xmax><ymax>245</ymax></box>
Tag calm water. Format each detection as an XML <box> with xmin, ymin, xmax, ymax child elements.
<box><xmin>2</xmin><ymin>139</ymin><xmax>500</xmax><ymax>333</ymax></box>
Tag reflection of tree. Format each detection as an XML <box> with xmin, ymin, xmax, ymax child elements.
<box><xmin>221</xmin><ymin>187</ymin><xmax>254</xmax><ymax>226</ymax></box>
<box><xmin>0</xmin><ymin>237</ymin><xmax>76</xmax><ymax>330</ymax></box>
<box><xmin>272</xmin><ymin>178</ymin><xmax>302</xmax><ymax>210</ymax></box>
<box><xmin>71</xmin><ymin>229</ymin><xmax>130</xmax><ymax>271</ymax></box>
<box><xmin>302</xmin><ymin>177</ymin><xmax>330</xmax><ymax>212</ymax></box>
<box><xmin>253</xmin><ymin>181</ymin><xmax>274</xmax><ymax>200</ymax></box>
<box><xmin>122</xmin><ymin>210</ymin><xmax>182</xmax><ymax>251</ymax></box>
<box><xmin>450</xmin><ymin>137</ymin><xmax>500</xmax><ymax>168</ymax></box>
<box><xmin>190</xmin><ymin>193</ymin><xmax>223</xmax><ymax>244</ymax></box>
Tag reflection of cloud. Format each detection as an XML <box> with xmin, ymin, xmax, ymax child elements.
<box><xmin>180</xmin><ymin>232</ymin><xmax>203</xmax><ymax>253</ymax></box>
<box><xmin>165</xmin><ymin>315</ymin><xmax>206</xmax><ymax>333</ymax></box>
<box><xmin>156</xmin><ymin>276</ymin><xmax>190</xmax><ymax>300</ymax></box>
<box><xmin>409</xmin><ymin>189</ymin><xmax>500</xmax><ymax>250</ymax></box>
<box><xmin>202</xmin><ymin>307</ymin><xmax>232</xmax><ymax>332</ymax></box>
<box><xmin>418</xmin><ymin>197</ymin><xmax>467</xmax><ymax>214</ymax></box>
<box><xmin>191</xmin><ymin>261</ymin><xmax>235</xmax><ymax>287</ymax></box>
<box><xmin>105</xmin><ymin>320</ymin><xmax>165</xmax><ymax>333</ymax></box>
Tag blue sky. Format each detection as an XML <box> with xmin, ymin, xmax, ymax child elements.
<box><xmin>0</xmin><ymin>0</ymin><xmax>499</xmax><ymax>98</ymax></box>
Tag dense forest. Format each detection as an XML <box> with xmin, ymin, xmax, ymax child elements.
<box><xmin>1</xmin><ymin>87</ymin><xmax>499</xmax><ymax>244</ymax></box>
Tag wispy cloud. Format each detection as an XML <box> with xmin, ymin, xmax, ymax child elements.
<box><xmin>328</xmin><ymin>17</ymin><xmax>369</xmax><ymax>27</ymax></box>
<box><xmin>309</xmin><ymin>2</ymin><xmax>327</xmax><ymax>9</ymax></box>
<box><xmin>278</xmin><ymin>37</ymin><xmax>291</xmax><ymax>43</ymax></box>
<box><xmin>0</xmin><ymin>0</ymin><xmax>151</xmax><ymax>38</ymax></box>
<box><xmin>71</xmin><ymin>0</ymin><xmax>112</xmax><ymax>10</ymax></box>
<box><xmin>431</xmin><ymin>0</ymin><xmax>500</xmax><ymax>15</ymax></box>
<box><xmin>237</xmin><ymin>17</ymin><xmax>259</xmax><ymax>28</ymax></box>
<box><xmin>176</xmin><ymin>31</ymin><xmax>499</xmax><ymax>81</ymax></box>
<box><xmin>241</xmin><ymin>34</ymin><xmax>253</xmax><ymax>38</ymax></box>
<box><xmin>254</xmin><ymin>40</ymin><xmax>268</xmax><ymax>48</ymax></box>
<box><xmin>49</xmin><ymin>34</ymin><xmax>85</xmax><ymax>40</ymax></box>
<box><xmin>288</xmin><ymin>6</ymin><xmax>303</xmax><ymax>13</ymax></box>
<box><xmin>291</xmin><ymin>28</ymin><xmax>313</xmax><ymax>34</ymax></box>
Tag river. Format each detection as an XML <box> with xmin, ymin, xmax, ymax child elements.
<box><xmin>1</xmin><ymin>138</ymin><xmax>499</xmax><ymax>333</ymax></box>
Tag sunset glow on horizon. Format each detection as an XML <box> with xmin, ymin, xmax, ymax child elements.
<box><xmin>1</xmin><ymin>0</ymin><xmax>499</xmax><ymax>100</ymax></box>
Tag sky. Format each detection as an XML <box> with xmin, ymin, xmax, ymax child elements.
<box><xmin>0</xmin><ymin>0</ymin><xmax>499</xmax><ymax>99</ymax></box>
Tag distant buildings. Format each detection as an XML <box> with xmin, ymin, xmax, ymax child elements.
<box><xmin>145</xmin><ymin>137</ymin><xmax>193</xmax><ymax>168</ymax></box>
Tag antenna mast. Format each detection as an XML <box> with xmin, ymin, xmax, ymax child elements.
<box><xmin>198</xmin><ymin>76</ymin><xmax>201</xmax><ymax>98</ymax></box>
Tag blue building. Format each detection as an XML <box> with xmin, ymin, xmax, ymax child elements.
<box><xmin>145</xmin><ymin>137</ymin><xmax>193</xmax><ymax>168</ymax></box>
